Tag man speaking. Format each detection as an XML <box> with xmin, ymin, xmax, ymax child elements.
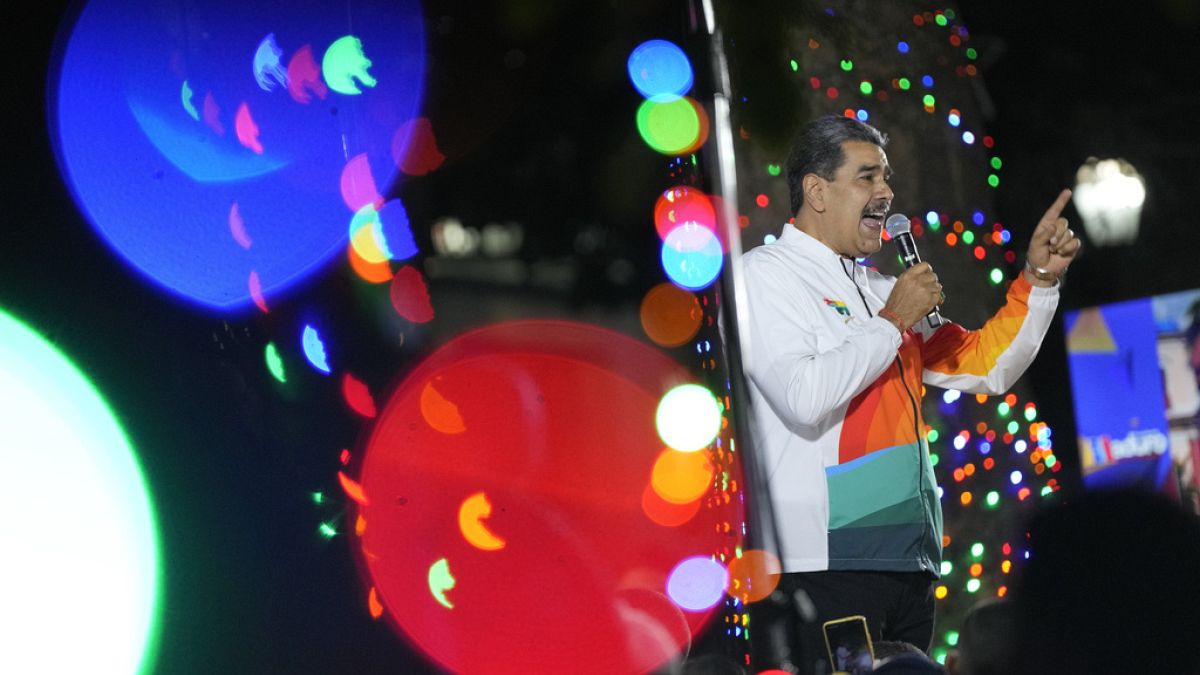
<box><xmin>741</xmin><ymin>114</ymin><xmax>1078</xmax><ymax>668</ymax></box>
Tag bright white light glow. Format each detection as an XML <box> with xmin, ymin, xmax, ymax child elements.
<box><xmin>655</xmin><ymin>384</ymin><xmax>721</xmax><ymax>452</ymax></box>
<box><xmin>666</xmin><ymin>556</ymin><xmax>728</xmax><ymax>611</ymax></box>
<box><xmin>1073</xmin><ymin>157</ymin><xmax>1146</xmax><ymax>246</ymax></box>
<box><xmin>432</xmin><ymin>217</ymin><xmax>480</xmax><ymax>257</ymax></box>
<box><xmin>0</xmin><ymin>308</ymin><xmax>160</xmax><ymax>674</ymax></box>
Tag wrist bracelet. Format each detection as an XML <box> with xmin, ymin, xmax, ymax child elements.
<box><xmin>1025</xmin><ymin>261</ymin><xmax>1059</xmax><ymax>282</ymax></box>
<box><xmin>878</xmin><ymin>307</ymin><xmax>908</xmax><ymax>333</ymax></box>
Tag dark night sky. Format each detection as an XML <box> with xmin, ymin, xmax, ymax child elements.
<box><xmin>954</xmin><ymin>0</ymin><xmax>1200</xmax><ymax>475</ymax></box>
<box><xmin>3</xmin><ymin>1</ymin><xmax>1199</xmax><ymax>672</ymax></box>
<box><xmin>956</xmin><ymin>0</ymin><xmax>1200</xmax><ymax>303</ymax></box>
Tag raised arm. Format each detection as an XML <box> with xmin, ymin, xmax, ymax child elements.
<box><xmin>920</xmin><ymin>189</ymin><xmax>1076</xmax><ymax>393</ymax></box>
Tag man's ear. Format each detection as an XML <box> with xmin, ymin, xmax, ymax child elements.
<box><xmin>803</xmin><ymin>174</ymin><xmax>826</xmax><ymax>213</ymax></box>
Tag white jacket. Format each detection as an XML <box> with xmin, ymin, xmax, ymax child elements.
<box><xmin>742</xmin><ymin>224</ymin><xmax>1059</xmax><ymax>573</ymax></box>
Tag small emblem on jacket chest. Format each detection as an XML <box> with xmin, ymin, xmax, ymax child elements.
<box><xmin>823</xmin><ymin>298</ymin><xmax>852</xmax><ymax>321</ymax></box>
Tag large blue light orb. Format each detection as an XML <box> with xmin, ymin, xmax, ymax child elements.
<box><xmin>51</xmin><ymin>0</ymin><xmax>426</xmax><ymax>311</ymax></box>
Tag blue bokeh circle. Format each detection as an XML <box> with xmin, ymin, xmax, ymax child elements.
<box><xmin>627</xmin><ymin>39</ymin><xmax>693</xmax><ymax>99</ymax></box>
<box><xmin>51</xmin><ymin>0</ymin><xmax>426</xmax><ymax>311</ymax></box>
<box><xmin>661</xmin><ymin>224</ymin><xmax>722</xmax><ymax>291</ymax></box>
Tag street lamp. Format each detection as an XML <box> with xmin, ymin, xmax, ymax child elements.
<box><xmin>1072</xmin><ymin>157</ymin><xmax>1146</xmax><ymax>246</ymax></box>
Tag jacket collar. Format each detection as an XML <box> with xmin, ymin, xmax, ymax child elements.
<box><xmin>778</xmin><ymin>223</ymin><xmax>859</xmax><ymax>275</ymax></box>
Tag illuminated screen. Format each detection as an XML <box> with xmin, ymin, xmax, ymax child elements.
<box><xmin>51</xmin><ymin>0</ymin><xmax>425</xmax><ymax>311</ymax></box>
<box><xmin>1064</xmin><ymin>288</ymin><xmax>1200</xmax><ymax>499</ymax></box>
<box><xmin>0</xmin><ymin>307</ymin><xmax>161</xmax><ymax>674</ymax></box>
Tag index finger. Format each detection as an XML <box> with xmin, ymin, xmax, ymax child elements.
<box><xmin>1038</xmin><ymin>188</ymin><xmax>1073</xmax><ymax>225</ymax></box>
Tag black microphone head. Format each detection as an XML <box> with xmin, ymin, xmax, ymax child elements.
<box><xmin>884</xmin><ymin>213</ymin><xmax>911</xmax><ymax>237</ymax></box>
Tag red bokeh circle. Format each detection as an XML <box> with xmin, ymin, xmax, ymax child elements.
<box><xmin>355</xmin><ymin>320</ymin><xmax>741</xmax><ymax>673</ymax></box>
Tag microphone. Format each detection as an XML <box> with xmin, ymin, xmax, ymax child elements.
<box><xmin>884</xmin><ymin>214</ymin><xmax>942</xmax><ymax>328</ymax></box>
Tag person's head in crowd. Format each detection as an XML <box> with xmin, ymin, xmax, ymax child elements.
<box><xmin>872</xmin><ymin>640</ymin><xmax>928</xmax><ymax>665</ymax></box>
<box><xmin>871</xmin><ymin>651</ymin><xmax>945</xmax><ymax>674</ymax></box>
<box><xmin>1011</xmin><ymin>488</ymin><xmax>1200</xmax><ymax>674</ymax></box>
<box><xmin>944</xmin><ymin>598</ymin><xmax>1017</xmax><ymax>675</ymax></box>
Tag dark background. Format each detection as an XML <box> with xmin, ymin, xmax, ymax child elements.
<box><xmin>3</xmin><ymin>0</ymin><xmax>1199</xmax><ymax>672</ymax></box>
<box><xmin>956</xmin><ymin>0</ymin><xmax>1200</xmax><ymax>494</ymax></box>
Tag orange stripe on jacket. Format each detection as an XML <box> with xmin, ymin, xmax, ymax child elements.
<box><xmin>922</xmin><ymin>274</ymin><xmax>1034</xmax><ymax>377</ymax></box>
<box><xmin>840</xmin><ymin>331</ymin><xmax>924</xmax><ymax>464</ymax></box>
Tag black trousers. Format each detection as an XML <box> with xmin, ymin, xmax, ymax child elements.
<box><xmin>748</xmin><ymin>570</ymin><xmax>936</xmax><ymax>674</ymax></box>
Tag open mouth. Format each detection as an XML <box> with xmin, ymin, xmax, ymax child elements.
<box><xmin>860</xmin><ymin>208</ymin><xmax>888</xmax><ymax>230</ymax></box>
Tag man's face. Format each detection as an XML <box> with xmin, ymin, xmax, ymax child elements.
<box><xmin>819</xmin><ymin>140</ymin><xmax>894</xmax><ymax>258</ymax></box>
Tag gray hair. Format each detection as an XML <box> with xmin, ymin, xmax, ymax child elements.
<box><xmin>786</xmin><ymin>115</ymin><xmax>889</xmax><ymax>215</ymax></box>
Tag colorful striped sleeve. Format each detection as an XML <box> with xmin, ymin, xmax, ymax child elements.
<box><xmin>920</xmin><ymin>274</ymin><xmax>1058</xmax><ymax>394</ymax></box>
